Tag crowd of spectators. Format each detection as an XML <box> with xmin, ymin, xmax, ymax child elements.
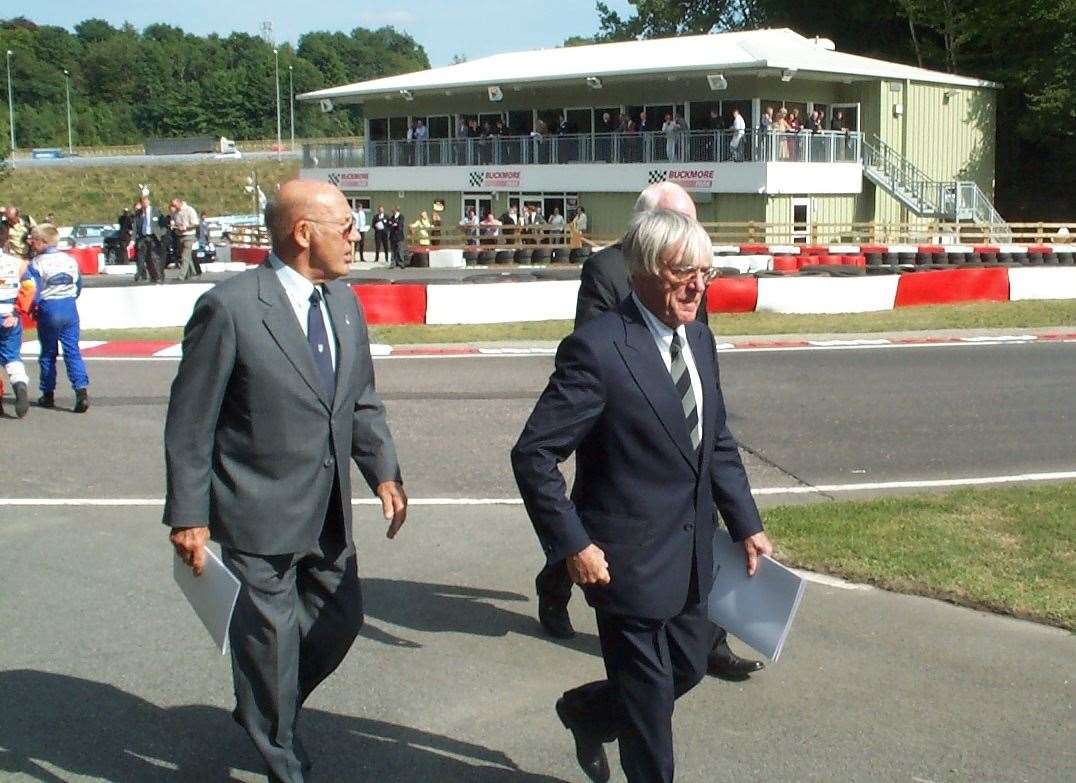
<box><xmin>372</xmin><ymin>104</ymin><xmax>857</xmax><ymax>166</ymax></box>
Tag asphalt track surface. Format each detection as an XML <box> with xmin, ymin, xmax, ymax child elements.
<box><xmin>1</xmin><ymin>342</ymin><xmax>1074</xmax><ymax>782</ymax></box>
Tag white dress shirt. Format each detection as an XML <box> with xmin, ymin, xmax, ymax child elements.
<box><xmin>269</xmin><ymin>254</ymin><xmax>337</xmax><ymax>369</ymax></box>
<box><xmin>632</xmin><ymin>293</ymin><xmax>703</xmax><ymax>424</ymax></box>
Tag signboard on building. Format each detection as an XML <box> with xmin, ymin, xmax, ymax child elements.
<box><xmin>647</xmin><ymin>168</ymin><xmax>716</xmax><ymax>191</ymax></box>
<box><xmin>468</xmin><ymin>170</ymin><xmax>522</xmax><ymax>189</ymax></box>
<box><xmin>327</xmin><ymin>171</ymin><xmax>370</xmax><ymax>189</ymax></box>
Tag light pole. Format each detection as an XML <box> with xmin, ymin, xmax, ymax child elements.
<box><xmin>273</xmin><ymin>48</ymin><xmax>282</xmax><ymax>160</ymax></box>
<box><xmin>288</xmin><ymin>64</ymin><xmax>295</xmax><ymax>150</ymax></box>
<box><xmin>5</xmin><ymin>50</ymin><xmax>14</xmax><ymax>157</ymax></box>
<box><xmin>63</xmin><ymin>69</ymin><xmax>73</xmax><ymax>154</ymax></box>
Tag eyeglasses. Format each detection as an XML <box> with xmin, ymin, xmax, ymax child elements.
<box><xmin>303</xmin><ymin>217</ymin><xmax>355</xmax><ymax>239</ymax></box>
<box><xmin>665</xmin><ymin>265</ymin><xmax>720</xmax><ymax>284</ymax></box>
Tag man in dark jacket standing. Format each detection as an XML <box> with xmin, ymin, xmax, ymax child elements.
<box><xmin>387</xmin><ymin>207</ymin><xmax>406</xmax><ymax>268</ymax></box>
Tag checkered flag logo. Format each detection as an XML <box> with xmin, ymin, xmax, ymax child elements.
<box><xmin>648</xmin><ymin>170</ymin><xmax>668</xmax><ymax>184</ymax></box>
<box><xmin>327</xmin><ymin>172</ymin><xmax>341</xmax><ymax>186</ymax></box>
<box><xmin>468</xmin><ymin>171</ymin><xmax>485</xmax><ymax>188</ymax></box>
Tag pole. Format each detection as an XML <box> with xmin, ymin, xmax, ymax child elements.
<box><xmin>274</xmin><ymin>48</ymin><xmax>281</xmax><ymax>160</ymax></box>
<box><xmin>63</xmin><ymin>69</ymin><xmax>73</xmax><ymax>154</ymax></box>
<box><xmin>5</xmin><ymin>50</ymin><xmax>14</xmax><ymax>157</ymax></box>
<box><xmin>288</xmin><ymin>64</ymin><xmax>295</xmax><ymax>150</ymax></box>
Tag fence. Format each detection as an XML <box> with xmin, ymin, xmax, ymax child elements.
<box><xmin>584</xmin><ymin>221</ymin><xmax>1075</xmax><ymax>247</ymax></box>
<box><xmin>304</xmin><ymin>129</ymin><xmax>863</xmax><ymax>169</ymax></box>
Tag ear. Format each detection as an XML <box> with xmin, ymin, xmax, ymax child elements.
<box><xmin>293</xmin><ymin>220</ymin><xmax>313</xmax><ymax>250</ymax></box>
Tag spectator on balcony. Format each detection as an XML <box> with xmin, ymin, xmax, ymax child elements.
<box><xmin>806</xmin><ymin>110</ymin><xmax>823</xmax><ymax>133</ymax></box>
<box><xmin>831</xmin><ymin>110</ymin><xmax>846</xmax><ymax>132</ymax></box>
<box><xmin>637</xmin><ymin>109</ymin><xmax>650</xmax><ymax>134</ymax></box>
<box><xmin>372</xmin><ymin>205</ymin><xmax>389</xmax><ymax>263</ymax></box>
<box><xmin>774</xmin><ymin>108</ymin><xmax>791</xmax><ymax>160</ymax></box>
<box><xmin>662</xmin><ymin>112</ymin><xmax>678</xmax><ymax>160</ymax></box>
<box><xmin>758</xmin><ymin>106</ymin><xmax>774</xmax><ymax>160</ymax></box>
<box><xmin>787</xmin><ymin>109</ymin><xmax>802</xmax><ymax>133</ymax></box>
<box><xmin>460</xmin><ymin>207</ymin><xmax>479</xmax><ymax>245</ymax></box>
<box><xmin>601</xmin><ymin>111</ymin><xmax>613</xmax><ymax>132</ymax></box>
<box><xmin>730</xmin><ymin>108</ymin><xmax>746</xmax><ymax>162</ymax></box>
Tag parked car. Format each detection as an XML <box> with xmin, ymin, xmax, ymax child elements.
<box><xmin>66</xmin><ymin>223</ymin><xmax>117</xmax><ymax>248</ymax></box>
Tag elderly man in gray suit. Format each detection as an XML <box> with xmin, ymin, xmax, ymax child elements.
<box><xmin>164</xmin><ymin>179</ymin><xmax>407</xmax><ymax>783</ymax></box>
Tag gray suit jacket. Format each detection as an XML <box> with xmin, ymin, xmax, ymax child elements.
<box><xmin>163</xmin><ymin>262</ymin><xmax>401</xmax><ymax>555</ymax></box>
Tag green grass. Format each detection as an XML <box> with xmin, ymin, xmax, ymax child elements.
<box><xmin>69</xmin><ymin>298</ymin><xmax>1075</xmax><ymax>343</ymax></box>
<box><xmin>5</xmin><ymin>159</ymin><xmax>300</xmax><ymax>224</ymax></box>
<box><xmin>763</xmin><ymin>483</ymin><xmax>1076</xmax><ymax>629</ymax></box>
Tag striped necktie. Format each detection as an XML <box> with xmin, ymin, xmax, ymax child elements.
<box><xmin>670</xmin><ymin>332</ymin><xmax>701</xmax><ymax>451</ymax></box>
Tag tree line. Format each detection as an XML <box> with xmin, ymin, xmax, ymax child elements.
<box><xmin>0</xmin><ymin>17</ymin><xmax>429</xmax><ymax>149</ymax></box>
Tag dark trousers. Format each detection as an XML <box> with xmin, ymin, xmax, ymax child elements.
<box><xmin>354</xmin><ymin>232</ymin><xmax>365</xmax><ymax>261</ymax></box>
<box><xmin>135</xmin><ymin>237</ymin><xmax>160</xmax><ymax>282</ymax></box>
<box><xmin>563</xmin><ymin>597</ymin><xmax>715</xmax><ymax>783</ymax></box>
<box><xmin>374</xmin><ymin>229</ymin><xmax>389</xmax><ymax>262</ymax></box>
<box><xmin>391</xmin><ymin>237</ymin><xmax>405</xmax><ymax>267</ymax></box>
<box><xmin>536</xmin><ymin>559</ymin><xmax>730</xmax><ymax>649</ymax></box>
<box><xmin>223</xmin><ymin>506</ymin><xmax>362</xmax><ymax>783</ymax></box>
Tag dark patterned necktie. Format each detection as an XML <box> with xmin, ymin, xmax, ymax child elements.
<box><xmin>308</xmin><ymin>287</ymin><xmax>335</xmax><ymax>403</ymax></box>
<box><xmin>670</xmin><ymin>332</ymin><xmax>701</xmax><ymax>451</ymax></box>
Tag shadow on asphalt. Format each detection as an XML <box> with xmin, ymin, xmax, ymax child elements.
<box><xmin>360</xmin><ymin>578</ymin><xmax>602</xmax><ymax>657</ymax></box>
<box><xmin>0</xmin><ymin>670</ymin><xmax>567</xmax><ymax>782</ymax></box>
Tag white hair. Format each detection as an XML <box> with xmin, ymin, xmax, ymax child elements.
<box><xmin>622</xmin><ymin>209</ymin><xmax>712</xmax><ymax>280</ymax></box>
<box><xmin>633</xmin><ymin>181</ymin><xmax>692</xmax><ymax>214</ymax></box>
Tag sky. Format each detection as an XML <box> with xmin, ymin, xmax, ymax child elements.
<box><xmin>5</xmin><ymin>1</ymin><xmax>636</xmax><ymax>66</ymax></box>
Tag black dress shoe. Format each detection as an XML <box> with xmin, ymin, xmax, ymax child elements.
<box><xmin>556</xmin><ymin>697</ymin><xmax>610</xmax><ymax>783</ymax></box>
<box><xmin>538</xmin><ymin>597</ymin><xmax>575</xmax><ymax>639</ymax></box>
<box><xmin>707</xmin><ymin>646</ymin><xmax>765</xmax><ymax>680</ymax></box>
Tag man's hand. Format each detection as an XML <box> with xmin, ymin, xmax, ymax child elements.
<box><xmin>1</xmin><ymin>315</ymin><xmax>16</xmax><ymax>329</ymax></box>
<box><xmin>566</xmin><ymin>543</ymin><xmax>610</xmax><ymax>586</ymax></box>
<box><xmin>743</xmin><ymin>531</ymin><xmax>773</xmax><ymax>577</ymax></box>
<box><xmin>170</xmin><ymin>526</ymin><xmax>210</xmax><ymax>576</ymax></box>
<box><xmin>376</xmin><ymin>481</ymin><xmax>408</xmax><ymax>539</ymax></box>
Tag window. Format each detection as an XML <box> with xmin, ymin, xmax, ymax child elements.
<box><xmin>388</xmin><ymin>117</ymin><xmax>409</xmax><ymax>140</ymax></box>
<box><xmin>565</xmin><ymin>108</ymin><xmax>592</xmax><ymax>134</ymax></box>
<box><xmin>426</xmin><ymin>115</ymin><xmax>450</xmax><ymax>139</ymax></box>
<box><xmin>368</xmin><ymin>119</ymin><xmax>388</xmax><ymax>141</ymax></box>
<box><xmin>507</xmin><ymin>110</ymin><xmax>532</xmax><ymax>135</ymax></box>
<box><xmin>349</xmin><ymin>197</ymin><xmax>371</xmax><ymax>210</ymax></box>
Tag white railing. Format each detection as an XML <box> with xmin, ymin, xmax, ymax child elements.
<box><xmin>303</xmin><ymin>129</ymin><xmax>863</xmax><ymax>169</ymax></box>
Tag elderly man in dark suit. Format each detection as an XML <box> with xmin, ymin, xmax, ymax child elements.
<box><xmin>133</xmin><ymin>195</ymin><xmax>164</xmax><ymax>283</ymax></box>
<box><xmin>165</xmin><ymin>179</ymin><xmax>407</xmax><ymax>783</ymax></box>
<box><xmin>512</xmin><ymin>208</ymin><xmax>772</xmax><ymax>783</ymax></box>
<box><xmin>549</xmin><ymin>182</ymin><xmax>764</xmax><ymax>681</ymax></box>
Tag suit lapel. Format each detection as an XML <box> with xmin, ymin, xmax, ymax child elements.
<box><xmin>324</xmin><ymin>281</ymin><xmax>355</xmax><ymax>412</ymax></box>
<box><xmin>258</xmin><ymin>263</ymin><xmax>332</xmax><ymax>410</ymax></box>
<box><xmin>616</xmin><ymin>298</ymin><xmax>699</xmax><ymax>474</ymax></box>
<box><xmin>687</xmin><ymin>323</ymin><xmax>718</xmax><ymax>463</ymax></box>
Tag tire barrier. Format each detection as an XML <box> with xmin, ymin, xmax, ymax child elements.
<box><xmin>477</xmin><ymin>249</ymin><xmax>497</xmax><ymax>265</ymax></box>
<box><xmin>408</xmin><ymin>251</ymin><xmax>430</xmax><ymax>268</ymax></box>
<box><xmin>569</xmin><ymin>247</ymin><xmax>591</xmax><ymax>263</ymax></box>
<box><xmin>894</xmin><ymin>267</ymin><xmax>1009</xmax><ymax>307</ymax></box>
<box><xmin>352</xmin><ymin>283</ymin><xmax>427</xmax><ymax>324</ymax></box>
<box><xmin>531</xmin><ymin>247</ymin><xmax>552</xmax><ymax>263</ymax></box>
<box><xmin>514</xmin><ymin>248</ymin><xmax>533</xmax><ymax>264</ymax></box>
<box><xmin>706</xmin><ymin>276</ymin><xmax>758</xmax><ymax>313</ymax></box>
<box><xmin>463</xmin><ymin>249</ymin><xmax>479</xmax><ymax>266</ymax></box>
<box><xmin>495</xmin><ymin>250</ymin><xmax>515</xmax><ymax>264</ymax></box>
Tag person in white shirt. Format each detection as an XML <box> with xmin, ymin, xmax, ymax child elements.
<box><xmin>352</xmin><ymin>205</ymin><xmax>370</xmax><ymax>261</ymax></box>
<box><xmin>730</xmin><ymin>109</ymin><xmax>746</xmax><ymax>162</ymax></box>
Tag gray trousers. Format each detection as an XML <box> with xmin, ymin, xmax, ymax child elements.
<box><xmin>223</xmin><ymin>529</ymin><xmax>363</xmax><ymax>783</ymax></box>
<box><xmin>177</xmin><ymin>235</ymin><xmax>196</xmax><ymax>280</ymax></box>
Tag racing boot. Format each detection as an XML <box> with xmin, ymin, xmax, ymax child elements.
<box><xmin>74</xmin><ymin>388</ymin><xmax>90</xmax><ymax>413</ymax></box>
<box><xmin>13</xmin><ymin>382</ymin><xmax>29</xmax><ymax>418</ymax></box>
<box><xmin>38</xmin><ymin>392</ymin><xmax>55</xmax><ymax>409</ymax></box>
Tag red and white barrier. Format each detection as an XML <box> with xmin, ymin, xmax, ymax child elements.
<box><xmin>58</xmin><ymin>266</ymin><xmax>1076</xmax><ymax>330</ymax></box>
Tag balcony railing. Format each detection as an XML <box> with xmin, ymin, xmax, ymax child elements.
<box><xmin>303</xmin><ymin>129</ymin><xmax>863</xmax><ymax>169</ymax></box>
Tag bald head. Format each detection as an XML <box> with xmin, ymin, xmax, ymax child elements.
<box><xmin>266</xmin><ymin>179</ymin><xmax>347</xmax><ymax>250</ymax></box>
<box><xmin>633</xmin><ymin>182</ymin><xmax>696</xmax><ymax>219</ymax></box>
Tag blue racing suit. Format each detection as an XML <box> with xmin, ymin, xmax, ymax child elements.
<box><xmin>30</xmin><ymin>246</ymin><xmax>89</xmax><ymax>394</ymax></box>
<box><xmin>0</xmin><ymin>251</ymin><xmax>35</xmax><ymax>395</ymax></box>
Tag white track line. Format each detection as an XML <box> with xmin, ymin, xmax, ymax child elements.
<box><xmin>2</xmin><ymin>470</ymin><xmax>1072</xmax><ymax>507</ymax></box>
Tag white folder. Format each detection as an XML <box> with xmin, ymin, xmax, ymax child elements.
<box><xmin>173</xmin><ymin>548</ymin><xmax>242</xmax><ymax>655</ymax></box>
<box><xmin>707</xmin><ymin>530</ymin><xmax>806</xmax><ymax>662</ymax></box>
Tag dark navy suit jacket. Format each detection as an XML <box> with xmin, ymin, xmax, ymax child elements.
<box><xmin>511</xmin><ymin>297</ymin><xmax>763</xmax><ymax>620</ymax></box>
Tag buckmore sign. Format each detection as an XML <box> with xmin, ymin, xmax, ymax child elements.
<box><xmin>468</xmin><ymin>170</ymin><xmax>522</xmax><ymax>189</ymax></box>
<box><xmin>327</xmin><ymin>171</ymin><xmax>370</xmax><ymax>188</ymax></box>
<box><xmin>647</xmin><ymin>168</ymin><xmax>716</xmax><ymax>191</ymax></box>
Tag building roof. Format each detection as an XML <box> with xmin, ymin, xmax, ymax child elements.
<box><xmin>299</xmin><ymin>28</ymin><xmax>997</xmax><ymax>103</ymax></box>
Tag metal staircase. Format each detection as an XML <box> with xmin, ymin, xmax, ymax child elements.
<box><xmin>861</xmin><ymin>135</ymin><xmax>1009</xmax><ymax>239</ymax></box>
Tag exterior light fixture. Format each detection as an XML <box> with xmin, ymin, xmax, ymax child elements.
<box><xmin>780</xmin><ymin>68</ymin><xmax>796</xmax><ymax>82</ymax></box>
<box><xmin>706</xmin><ymin>73</ymin><xmax>728</xmax><ymax>91</ymax></box>
<box><xmin>399</xmin><ymin>89</ymin><xmax>414</xmax><ymax>101</ymax></box>
<box><xmin>586</xmin><ymin>76</ymin><xmax>603</xmax><ymax>89</ymax></box>
<box><xmin>488</xmin><ymin>85</ymin><xmax>503</xmax><ymax>102</ymax></box>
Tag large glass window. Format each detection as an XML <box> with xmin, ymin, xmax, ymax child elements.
<box><xmin>426</xmin><ymin>115</ymin><xmax>450</xmax><ymax>138</ymax></box>
<box><xmin>691</xmin><ymin>101</ymin><xmax>722</xmax><ymax>129</ymax></box>
<box><xmin>565</xmin><ymin>108</ymin><xmax>592</xmax><ymax>134</ymax></box>
<box><xmin>368</xmin><ymin>119</ymin><xmax>388</xmax><ymax>141</ymax></box>
<box><xmin>507</xmin><ymin>110</ymin><xmax>532</xmax><ymax>135</ymax></box>
<box><xmin>388</xmin><ymin>117</ymin><xmax>409</xmax><ymax>140</ymax></box>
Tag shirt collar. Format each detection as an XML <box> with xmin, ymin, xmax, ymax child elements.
<box><xmin>269</xmin><ymin>253</ymin><xmax>320</xmax><ymax>304</ymax></box>
<box><xmin>632</xmin><ymin>292</ymin><xmax>686</xmax><ymax>347</ymax></box>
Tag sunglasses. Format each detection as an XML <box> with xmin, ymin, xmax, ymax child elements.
<box><xmin>665</xmin><ymin>265</ymin><xmax>720</xmax><ymax>284</ymax></box>
<box><xmin>304</xmin><ymin>217</ymin><xmax>355</xmax><ymax>239</ymax></box>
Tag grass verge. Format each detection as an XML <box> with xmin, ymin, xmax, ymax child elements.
<box><xmin>763</xmin><ymin>483</ymin><xmax>1076</xmax><ymax>630</ymax></box>
<box><xmin>56</xmin><ymin>298</ymin><xmax>1076</xmax><ymax>344</ymax></box>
